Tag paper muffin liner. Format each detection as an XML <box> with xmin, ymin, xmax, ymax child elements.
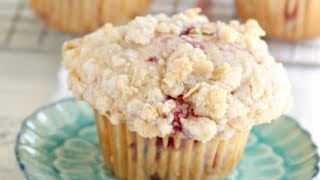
<box><xmin>28</xmin><ymin>0</ymin><xmax>150</xmax><ymax>34</ymax></box>
<box><xmin>235</xmin><ymin>0</ymin><xmax>320</xmax><ymax>40</ymax></box>
<box><xmin>95</xmin><ymin>111</ymin><xmax>249</xmax><ymax>179</ymax></box>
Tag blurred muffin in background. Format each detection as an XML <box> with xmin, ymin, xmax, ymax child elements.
<box><xmin>29</xmin><ymin>0</ymin><xmax>150</xmax><ymax>34</ymax></box>
<box><xmin>235</xmin><ymin>0</ymin><xmax>320</xmax><ymax>40</ymax></box>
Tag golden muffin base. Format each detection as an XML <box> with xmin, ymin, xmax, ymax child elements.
<box><xmin>95</xmin><ymin>111</ymin><xmax>249</xmax><ymax>180</ymax></box>
<box><xmin>235</xmin><ymin>0</ymin><xmax>320</xmax><ymax>40</ymax></box>
<box><xmin>28</xmin><ymin>0</ymin><xmax>150</xmax><ymax>34</ymax></box>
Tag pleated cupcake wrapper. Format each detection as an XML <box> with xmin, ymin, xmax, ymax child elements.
<box><xmin>29</xmin><ymin>0</ymin><xmax>150</xmax><ymax>34</ymax></box>
<box><xmin>235</xmin><ymin>0</ymin><xmax>320</xmax><ymax>40</ymax></box>
<box><xmin>95</xmin><ymin>111</ymin><xmax>249</xmax><ymax>179</ymax></box>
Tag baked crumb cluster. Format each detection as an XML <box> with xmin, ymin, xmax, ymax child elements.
<box><xmin>63</xmin><ymin>8</ymin><xmax>291</xmax><ymax>141</ymax></box>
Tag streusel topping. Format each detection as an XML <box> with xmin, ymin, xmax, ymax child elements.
<box><xmin>63</xmin><ymin>8</ymin><xmax>291</xmax><ymax>141</ymax></box>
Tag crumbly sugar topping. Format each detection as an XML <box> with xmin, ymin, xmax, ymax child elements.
<box><xmin>63</xmin><ymin>8</ymin><xmax>291</xmax><ymax>142</ymax></box>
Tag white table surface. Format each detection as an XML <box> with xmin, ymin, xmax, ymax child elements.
<box><xmin>0</xmin><ymin>51</ymin><xmax>60</xmax><ymax>179</ymax></box>
<box><xmin>0</xmin><ymin>0</ymin><xmax>319</xmax><ymax>179</ymax></box>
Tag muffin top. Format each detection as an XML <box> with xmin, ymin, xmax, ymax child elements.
<box><xmin>63</xmin><ymin>8</ymin><xmax>291</xmax><ymax>142</ymax></box>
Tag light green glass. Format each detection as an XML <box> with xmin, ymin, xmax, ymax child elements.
<box><xmin>15</xmin><ymin>99</ymin><xmax>319</xmax><ymax>180</ymax></box>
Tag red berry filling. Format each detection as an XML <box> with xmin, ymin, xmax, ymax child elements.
<box><xmin>168</xmin><ymin>137</ymin><xmax>175</xmax><ymax>148</ymax></box>
<box><xmin>180</xmin><ymin>35</ymin><xmax>204</xmax><ymax>49</ymax></box>
<box><xmin>194</xmin><ymin>140</ymin><xmax>199</xmax><ymax>146</ymax></box>
<box><xmin>284</xmin><ymin>0</ymin><xmax>298</xmax><ymax>21</ymax></box>
<box><xmin>164</xmin><ymin>95</ymin><xmax>198</xmax><ymax>134</ymax></box>
<box><xmin>154</xmin><ymin>34</ymin><xmax>171</xmax><ymax>43</ymax></box>
<box><xmin>180</xmin><ymin>26</ymin><xmax>195</xmax><ymax>36</ymax></box>
<box><xmin>129</xmin><ymin>142</ymin><xmax>136</xmax><ymax>148</ymax></box>
<box><xmin>160</xmin><ymin>36</ymin><xmax>171</xmax><ymax>43</ymax></box>
<box><xmin>147</xmin><ymin>56</ymin><xmax>159</xmax><ymax>63</ymax></box>
<box><xmin>155</xmin><ymin>151</ymin><xmax>161</xmax><ymax>161</ymax></box>
<box><xmin>155</xmin><ymin>137</ymin><xmax>175</xmax><ymax>149</ymax></box>
<box><xmin>213</xmin><ymin>154</ymin><xmax>219</xmax><ymax>168</ymax></box>
<box><xmin>168</xmin><ymin>95</ymin><xmax>184</xmax><ymax>133</ymax></box>
<box><xmin>179</xmin><ymin>25</ymin><xmax>206</xmax><ymax>49</ymax></box>
<box><xmin>156</xmin><ymin>137</ymin><xmax>163</xmax><ymax>147</ymax></box>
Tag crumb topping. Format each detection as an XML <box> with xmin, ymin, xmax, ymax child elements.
<box><xmin>63</xmin><ymin>8</ymin><xmax>291</xmax><ymax>141</ymax></box>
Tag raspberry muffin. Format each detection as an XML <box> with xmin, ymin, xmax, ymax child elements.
<box><xmin>63</xmin><ymin>8</ymin><xmax>291</xmax><ymax>179</ymax></box>
<box><xmin>28</xmin><ymin>0</ymin><xmax>150</xmax><ymax>34</ymax></box>
<box><xmin>235</xmin><ymin>0</ymin><xmax>320</xmax><ymax>40</ymax></box>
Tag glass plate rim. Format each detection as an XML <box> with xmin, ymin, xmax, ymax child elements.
<box><xmin>14</xmin><ymin>98</ymin><xmax>320</xmax><ymax>179</ymax></box>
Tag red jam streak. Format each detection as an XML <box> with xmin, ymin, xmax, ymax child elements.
<box><xmin>179</xmin><ymin>26</ymin><xmax>195</xmax><ymax>36</ymax></box>
<box><xmin>155</xmin><ymin>149</ymin><xmax>161</xmax><ymax>161</ymax></box>
<box><xmin>156</xmin><ymin>137</ymin><xmax>163</xmax><ymax>147</ymax></box>
<box><xmin>165</xmin><ymin>95</ymin><xmax>198</xmax><ymax>134</ymax></box>
<box><xmin>129</xmin><ymin>142</ymin><xmax>136</xmax><ymax>148</ymax></box>
<box><xmin>171</xmin><ymin>95</ymin><xmax>184</xmax><ymax>132</ymax></box>
<box><xmin>160</xmin><ymin>36</ymin><xmax>171</xmax><ymax>43</ymax></box>
<box><xmin>180</xmin><ymin>36</ymin><xmax>204</xmax><ymax>49</ymax></box>
<box><xmin>168</xmin><ymin>137</ymin><xmax>175</xmax><ymax>148</ymax></box>
<box><xmin>179</xmin><ymin>26</ymin><xmax>205</xmax><ymax>49</ymax></box>
<box><xmin>155</xmin><ymin>137</ymin><xmax>198</xmax><ymax>149</ymax></box>
<box><xmin>284</xmin><ymin>0</ymin><xmax>298</xmax><ymax>21</ymax></box>
<box><xmin>147</xmin><ymin>56</ymin><xmax>159</xmax><ymax>63</ymax></box>
<box><xmin>155</xmin><ymin>137</ymin><xmax>175</xmax><ymax>149</ymax></box>
<box><xmin>213</xmin><ymin>154</ymin><xmax>219</xmax><ymax>168</ymax></box>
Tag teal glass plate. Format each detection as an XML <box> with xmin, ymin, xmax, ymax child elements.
<box><xmin>15</xmin><ymin>99</ymin><xmax>319</xmax><ymax>180</ymax></box>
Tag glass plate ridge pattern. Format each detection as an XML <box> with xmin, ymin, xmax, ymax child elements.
<box><xmin>15</xmin><ymin>99</ymin><xmax>319</xmax><ymax>180</ymax></box>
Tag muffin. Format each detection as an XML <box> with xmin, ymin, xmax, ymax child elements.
<box><xmin>63</xmin><ymin>8</ymin><xmax>291</xmax><ymax>179</ymax></box>
<box><xmin>28</xmin><ymin>0</ymin><xmax>150</xmax><ymax>34</ymax></box>
<box><xmin>235</xmin><ymin>0</ymin><xmax>320</xmax><ymax>40</ymax></box>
